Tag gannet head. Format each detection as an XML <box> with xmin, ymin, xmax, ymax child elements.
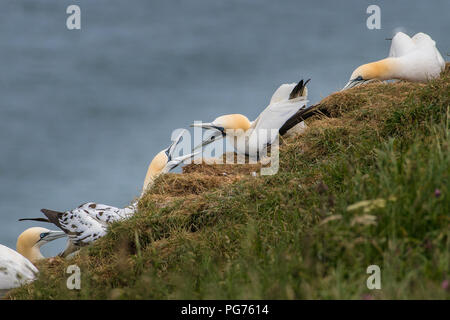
<box><xmin>190</xmin><ymin>114</ymin><xmax>252</xmax><ymax>151</ymax></box>
<box><xmin>214</xmin><ymin>114</ymin><xmax>252</xmax><ymax>133</ymax></box>
<box><xmin>342</xmin><ymin>59</ymin><xmax>394</xmax><ymax>90</ymax></box>
<box><xmin>141</xmin><ymin>130</ymin><xmax>198</xmax><ymax>195</ymax></box>
<box><xmin>16</xmin><ymin>227</ymin><xmax>66</xmax><ymax>263</ymax></box>
<box><xmin>192</xmin><ymin>114</ymin><xmax>252</xmax><ymax>135</ymax></box>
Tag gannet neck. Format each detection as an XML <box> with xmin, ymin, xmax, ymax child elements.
<box><xmin>355</xmin><ymin>58</ymin><xmax>399</xmax><ymax>81</ymax></box>
<box><xmin>141</xmin><ymin>150</ymin><xmax>168</xmax><ymax>196</ymax></box>
<box><xmin>17</xmin><ymin>245</ymin><xmax>44</xmax><ymax>264</ymax></box>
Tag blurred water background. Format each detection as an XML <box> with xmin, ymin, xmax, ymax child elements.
<box><xmin>0</xmin><ymin>0</ymin><xmax>449</xmax><ymax>255</ymax></box>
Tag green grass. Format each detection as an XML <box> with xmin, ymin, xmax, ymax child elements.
<box><xmin>8</xmin><ymin>65</ymin><xmax>450</xmax><ymax>300</ymax></box>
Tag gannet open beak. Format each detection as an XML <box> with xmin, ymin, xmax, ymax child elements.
<box><xmin>165</xmin><ymin>151</ymin><xmax>200</xmax><ymax>171</ymax></box>
<box><xmin>162</xmin><ymin>129</ymin><xmax>199</xmax><ymax>171</ymax></box>
<box><xmin>166</xmin><ymin>129</ymin><xmax>187</xmax><ymax>160</ymax></box>
<box><xmin>37</xmin><ymin>230</ymin><xmax>66</xmax><ymax>244</ymax></box>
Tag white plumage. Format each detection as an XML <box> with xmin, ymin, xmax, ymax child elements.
<box><xmin>0</xmin><ymin>244</ymin><xmax>38</xmax><ymax>291</ymax></box>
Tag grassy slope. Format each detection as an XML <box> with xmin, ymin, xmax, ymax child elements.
<box><xmin>8</xmin><ymin>64</ymin><xmax>450</xmax><ymax>300</ymax></box>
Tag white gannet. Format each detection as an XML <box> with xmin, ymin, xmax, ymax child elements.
<box><xmin>191</xmin><ymin>79</ymin><xmax>309</xmax><ymax>159</ymax></box>
<box><xmin>19</xmin><ymin>131</ymin><xmax>198</xmax><ymax>257</ymax></box>
<box><xmin>342</xmin><ymin>31</ymin><xmax>445</xmax><ymax>90</ymax></box>
<box><xmin>0</xmin><ymin>227</ymin><xmax>66</xmax><ymax>291</ymax></box>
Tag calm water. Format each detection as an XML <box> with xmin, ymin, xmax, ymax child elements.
<box><xmin>0</xmin><ymin>0</ymin><xmax>449</xmax><ymax>255</ymax></box>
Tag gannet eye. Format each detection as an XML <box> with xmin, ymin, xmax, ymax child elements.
<box><xmin>40</xmin><ymin>232</ymin><xmax>49</xmax><ymax>239</ymax></box>
<box><xmin>354</xmin><ymin>75</ymin><xmax>364</xmax><ymax>81</ymax></box>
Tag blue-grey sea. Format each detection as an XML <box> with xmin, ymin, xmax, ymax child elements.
<box><xmin>0</xmin><ymin>0</ymin><xmax>449</xmax><ymax>256</ymax></box>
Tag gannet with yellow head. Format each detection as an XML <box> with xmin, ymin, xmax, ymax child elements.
<box><xmin>191</xmin><ymin>79</ymin><xmax>309</xmax><ymax>158</ymax></box>
<box><xmin>0</xmin><ymin>227</ymin><xmax>65</xmax><ymax>290</ymax></box>
<box><xmin>19</xmin><ymin>130</ymin><xmax>198</xmax><ymax>257</ymax></box>
<box><xmin>342</xmin><ymin>31</ymin><xmax>445</xmax><ymax>90</ymax></box>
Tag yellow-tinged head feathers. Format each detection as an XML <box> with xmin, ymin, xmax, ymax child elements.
<box><xmin>343</xmin><ymin>58</ymin><xmax>398</xmax><ymax>90</ymax></box>
<box><xmin>214</xmin><ymin>114</ymin><xmax>252</xmax><ymax>132</ymax></box>
<box><xmin>349</xmin><ymin>58</ymin><xmax>395</xmax><ymax>82</ymax></box>
<box><xmin>16</xmin><ymin>227</ymin><xmax>51</xmax><ymax>263</ymax></box>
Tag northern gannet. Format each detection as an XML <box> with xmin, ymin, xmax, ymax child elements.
<box><xmin>0</xmin><ymin>227</ymin><xmax>65</xmax><ymax>291</ymax></box>
<box><xmin>343</xmin><ymin>31</ymin><xmax>445</xmax><ymax>90</ymax></box>
<box><xmin>19</xmin><ymin>131</ymin><xmax>197</xmax><ymax>257</ymax></box>
<box><xmin>191</xmin><ymin>79</ymin><xmax>309</xmax><ymax>159</ymax></box>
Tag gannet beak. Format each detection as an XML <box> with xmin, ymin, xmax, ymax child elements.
<box><xmin>341</xmin><ymin>79</ymin><xmax>374</xmax><ymax>91</ymax></box>
<box><xmin>166</xmin><ymin>129</ymin><xmax>187</xmax><ymax>160</ymax></box>
<box><xmin>190</xmin><ymin>122</ymin><xmax>225</xmax><ymax>151</ymax></box>
<box><xmin>342</xmin><ymin>79</ymin><xmax>362</xmax><ymax>91</ymax></box>
<box><xmin>192</xmin><ymin>131</ymin><xmax>224</xmax><ymax>151</ymax></box>
<box><xmin>38</xmin><ymin>230</ymin><xmax>66</xmax><ymax>243</ymax></box>
<box><xmin>166</xmin><ymin>151</ymin><xmax>200</xmax><ymax>171</ymax></box>
<box><xmin>190</xmin><ymin>122</ymin><xmax>217</xmax><ymax>131</ymax></box>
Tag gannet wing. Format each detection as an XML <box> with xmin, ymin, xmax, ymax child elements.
<box><xmin>243</xmin><ymin>98</ymin><xmax>307</xmax><ymax>156</ymax></box>
<box><xmin>412</xmin><ymin>33</ymin><xmax>446</xmax><ymax>71</ymax></box>
<box><xmin>411</xmin><ymin>32</ymin><xmax>436</xmax><ymax>47</ymax></box>
<box><xmin>0</xmin><ymin>244</ymin><xmax>38</xmax><ymax>290</ymax></box>
<box><xmin>76</xmin><ymin>202</ymin><xmax>136</xmax><ymax>224</ymax></box>
<box><xmin>389</xmin><ymin>32</ymin><xmax>416</xmax><ymax>57</ymax></box>
<box><xmin>18</xmin><ymin>217</ymin><xmax>51</xmax><ymax>223</ymax></box>
<box><xmin>255</xmin><ymin>79</ymin><xmax>309</xmax><ymax>129</ymax></box>
<box><xmin>254</xmin><ymin>98</ymin><xmax>308</xmax><ymax>132</ymax></box>
<box><xmin>41</xmin><ymin>208</ymin><xmax>107</xmax><ymax>246</ymax></box>
<box><xmin>269</xmin><ymin>83</ymin><xmax>298</xmax><ymax>104</ymax></box>
<box><xmin>19</xmin><ymin>202</ymin><xmax>137</xmax><ymax>225</ymax></box>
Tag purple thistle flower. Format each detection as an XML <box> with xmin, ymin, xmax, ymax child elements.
<box><xmin>434</xmin><ymin>189</ymin><xmax>441</xmax><ymax>198</ymax></box>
